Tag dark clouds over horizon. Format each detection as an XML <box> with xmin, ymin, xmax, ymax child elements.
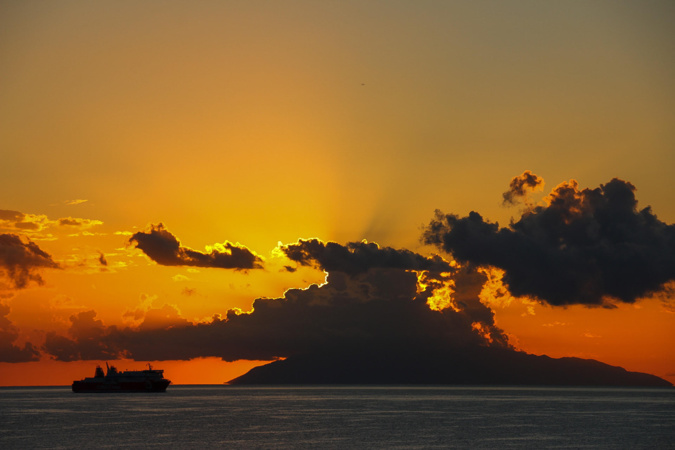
<box><xmin>43</xmin><ymin>240</ymin><xmax>509</xmax><ymax>362</ymax></box>
<box><xmin>0</xmin><ymin>233</ymin><xmax>59</xmax><ymax>362</ymax></box>
<box><xmin>424</xmin><ymin>175</ymin><xmax>675</xmax><ymax>306</ymax></box>
<box><xmin>0</xmin><ymin>302</ymin><xmax>40</xmax><ymax>362</ymax></box>
<box><xmin>12</xmin><ymin>174</ymin><xmax>675</xmax><ymax>366</ymax></box>
<box><xmin>129</xmin><ymin>223</ymin><xmax>263</xmax><ymax>270</ymax></box>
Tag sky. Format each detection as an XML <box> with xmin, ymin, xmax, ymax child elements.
<box><xmin>1</xmin><ymin>0</ymin><xmax>674</xmax><ymax>386</ymax></box>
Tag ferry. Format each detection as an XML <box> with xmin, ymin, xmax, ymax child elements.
<box><xmin>72</xmin><ymin>363</ymin><xmax>171</xmax><ymax>393</ymax></box>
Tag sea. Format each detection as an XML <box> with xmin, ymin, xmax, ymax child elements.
<box><xmin>1</xmin><ymin>385</ymin><xmax>673</xmax><ymax>449</ymax></box>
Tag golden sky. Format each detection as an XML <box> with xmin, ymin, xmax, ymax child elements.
<box><xmin>1</xmin><ymin>1</ymin><xmax>674</xmax><ymax>385</ymax></box>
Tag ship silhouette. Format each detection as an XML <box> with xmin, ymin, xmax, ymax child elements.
<box><xmin>72</xmin><ymin>363</ymin><xmax>171</xmax><ymax>393</ymax></box>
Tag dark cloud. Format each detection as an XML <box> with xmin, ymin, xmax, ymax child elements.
<box><xmin>45</xmin><ymin>304</ymin><xmax>203</xmax><ymax>361</ymax></box>
<box><xmin>502</xmin><ymin>170</ymin><xmax>544</xmax><ymax>206</ymax></box>
<box><xmin>136</xmin><ymin>304</ymin><xmax>190</xmax><ymax>331</ymax></box>
<box><xmin>423</xmin><ymin>178</ymin><xmax>675</xmax><ymax>306</ymax></box>
<box><xmin>0</xmin><ymin>234</ymin><xmax>60</xmax><ymax>289</ymax></box>
<box><xmin>129</xmin><ymin>224</ymin><xmax>263</xmax><ymax>270</ymax></box>
<box><xmin>282</xmin><ymin>239</ymin><xmax>453</xmax><ymax>275</ymax></box>
<box><xmin>0</xmin><ymin>303</ymin><xmax>40</xmax><ymax>362</ymax></box>
<box><xmin>43</xmin><ymin>311</ymin><xmax>120</xmax><ymax>362</ymax></box>
<box><xmin>43</xmin><ymin>241</ymin><xmax>509</xmax><ymax>362</ymax></box>
<box><xmin>38</xmin><ymin>236</ymin><xmax>671</xmax><ymax>385</ymax></box>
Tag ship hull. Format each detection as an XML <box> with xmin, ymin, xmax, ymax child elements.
<box><xmin>72</xmin><ymin>379</ymin><xmax>170</xmax><ymax>393</ymax></box>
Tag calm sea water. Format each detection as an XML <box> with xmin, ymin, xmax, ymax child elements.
<box><xmin>1</xmin><ymin>385</ymin><xmax>673</xmax><ymax>449</ymax></box>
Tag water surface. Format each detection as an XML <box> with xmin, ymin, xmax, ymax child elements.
<box><xmin>1</xmin><ymin>385</ymin><xmax>673</xmax><ymax>448</ymax></box>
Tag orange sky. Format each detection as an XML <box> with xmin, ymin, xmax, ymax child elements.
<box><xmin>1</xmin><ymin>1</ymin><xmax>674</xmax><ymax>386</ymax></box>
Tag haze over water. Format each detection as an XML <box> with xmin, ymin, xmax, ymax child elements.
<box><xmin>1</xmin><ymin>386</ymin><xmax>673</xmax><ymax>449</ymax></box>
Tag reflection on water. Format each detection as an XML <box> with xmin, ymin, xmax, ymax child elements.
<box><xmin>1</xmin><ymin>386</ymin><xmax>673</xmax><ymax>449</ymax></box>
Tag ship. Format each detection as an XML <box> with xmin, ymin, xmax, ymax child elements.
<box><xmin>72</xmin><ymin>363</ymin><xmax>171</xmax><ymax>393</ymax></box>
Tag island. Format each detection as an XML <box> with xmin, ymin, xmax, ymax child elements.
<box><xmin>227</xmin><ymin>347</ymin><xmax>672</xmax><ymax>386</ymax></box>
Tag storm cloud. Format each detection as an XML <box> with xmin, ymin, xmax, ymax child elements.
<box><xmin>129</xmin><ymin>224</ymin><xmax>263</xmax><ymax>270</ymax></box>
<box><xmin>43</xmin><ymin>240</ymin><xmax>509</xmax><ymax>362</ymax></box>
<box><xmin>423</xmin><ymin>177</ymin><xmax>675</xmax><ymax>306</ymax></box>
<box><xmin>0</xmin><ymin>234</ymin><xmax>60</xmax><ymax>289</ymax></box>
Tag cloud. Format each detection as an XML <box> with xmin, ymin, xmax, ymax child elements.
<box><xmin>136</xmin><ymin>304</ymin><xmax>191</xmax><ymax>331</ymax></box>
<box><xmin>129</xmin><ymin>224</ymin><xmax>263</xmax><ymax>270</ymax></box>
<box><xmin>423</xmin><ymin>177</ymin><xmax>675</xmax><ymax>306</ymax></box>
<box><xmin>44</xmin><ymin>304</ymin><xmax>195</xmax><ymax>361</ymax></box>
<box><xmin>0</xmin><ymin>234</ymin><xmax>60</xmax><ymax>290</ymax></box>
<box><xmin>650</xmin><ymin>282</ymin><xmax>675</xmax><ymax>312</ymax></box>
<box><xmin>0</xmin><ymin>210</ymin><xmax>50</xmax><ymax>233</ymax></box>
<box><xmin>43</xmin><ymin>310</ymin><xmax>120</xmax><ymax>362</ymax></box>
<box><xmin>58</xmin><ymin>217</ymin><xmax>103</xmax><ymax>229</ymax></box>
<box><xmin>64</xmin><ymin>199</ymin><xmax>88</xmax><ymax>206</ymax></box>
<box><xmin>98</xmin><ymin>251</ymin><xmax>108</xmax><ymax>266</ymax></box>
<box><xmin>502</xmin><ymin>170</ymin><xmax>544</xmax><ymax>206</ymax></box>
<box><xmin>0</xmin><ymin>210</ymin><xmax>25</xmax><ymax>222</ymax></box>
<box><xmin>181</xmin><ymin>287</ymin><xmax>197</xmax><ymax>296</ymax></box>
<box><xmin>281</xmin><ymin>238</ymin><xmax>453</xmax><ymax>275</ymax></box>
<box><xmin>42</xmin><ymin>241</ymin><xmax>510</xmax><ymax>362</ymax></box>
<box><xmin>0</xmin><ymin>209</ymin><xmax>103</xmax><ymax>236</ymax></box>
<box><xmin>0</xmin><ymin>303</ymin><xmax>40</xmax><ymax>362</ymax></box>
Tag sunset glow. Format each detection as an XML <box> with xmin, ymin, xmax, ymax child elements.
<box><xmin>1</xmin><ymin>1</ymin><xmax>674</xmax><ymax>386</ymax></box>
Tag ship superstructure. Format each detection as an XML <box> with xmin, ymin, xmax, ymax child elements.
<box><xmin>72</xmin><ymin>363</ymin><xmax>171</xmax><ymax>393</ymax></box>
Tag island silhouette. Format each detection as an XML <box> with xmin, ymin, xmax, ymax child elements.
<box><xmin>228</xmin><ymin>346</ymin><xmax>671</xmax><ymax>386</ymax></box>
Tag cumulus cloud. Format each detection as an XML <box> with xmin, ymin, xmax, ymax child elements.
<box><xmin>42</xmin><ymin>240</ymin><xmax>509</xmax><ymax>362</ymax></box>
<box><xmin>0</xmin><ymin>303</ymin><xmax>40</xmax><ymax>362</ymax></box>
<box><xmin>281</xmin><ymin>239</ymin><xmax>452</xmax><ymax>275</ymax></box>
<box><xmin>129</xmin><ymin>224</ymin><xmax>263</xmax><ymax>270</ymax></box>
<box><xmin>36</xmin><ymin>235</ymin><xmax>671</xmax><ymax>385</ymax></box>
<box><xmin>0</xmin><ymin>234</ymin><xmax>60</xmax><ymax>289</ymax></box>
<box><xmin>43</xmin><ymin>310</ymin><xmax>120</xmax><ymax>362</ymax></box>
<box><xmin>502</xmin><ymin>170</ymin><xmax>545</xmax><ymax>206</ymax></box>
<box><xmin>44</xmin><ymin>303</ymin><xmax>209</xmax><ymax>361</ymax></box>
<box><xmin>125</xmin><ymin>304</ymin><xmax>191</xmax><ymax>331</ymax></box>
<box><xmin>423</xmin><ymin>177</ymin><xmax>675</xmax><ymax>306</ymax></box>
